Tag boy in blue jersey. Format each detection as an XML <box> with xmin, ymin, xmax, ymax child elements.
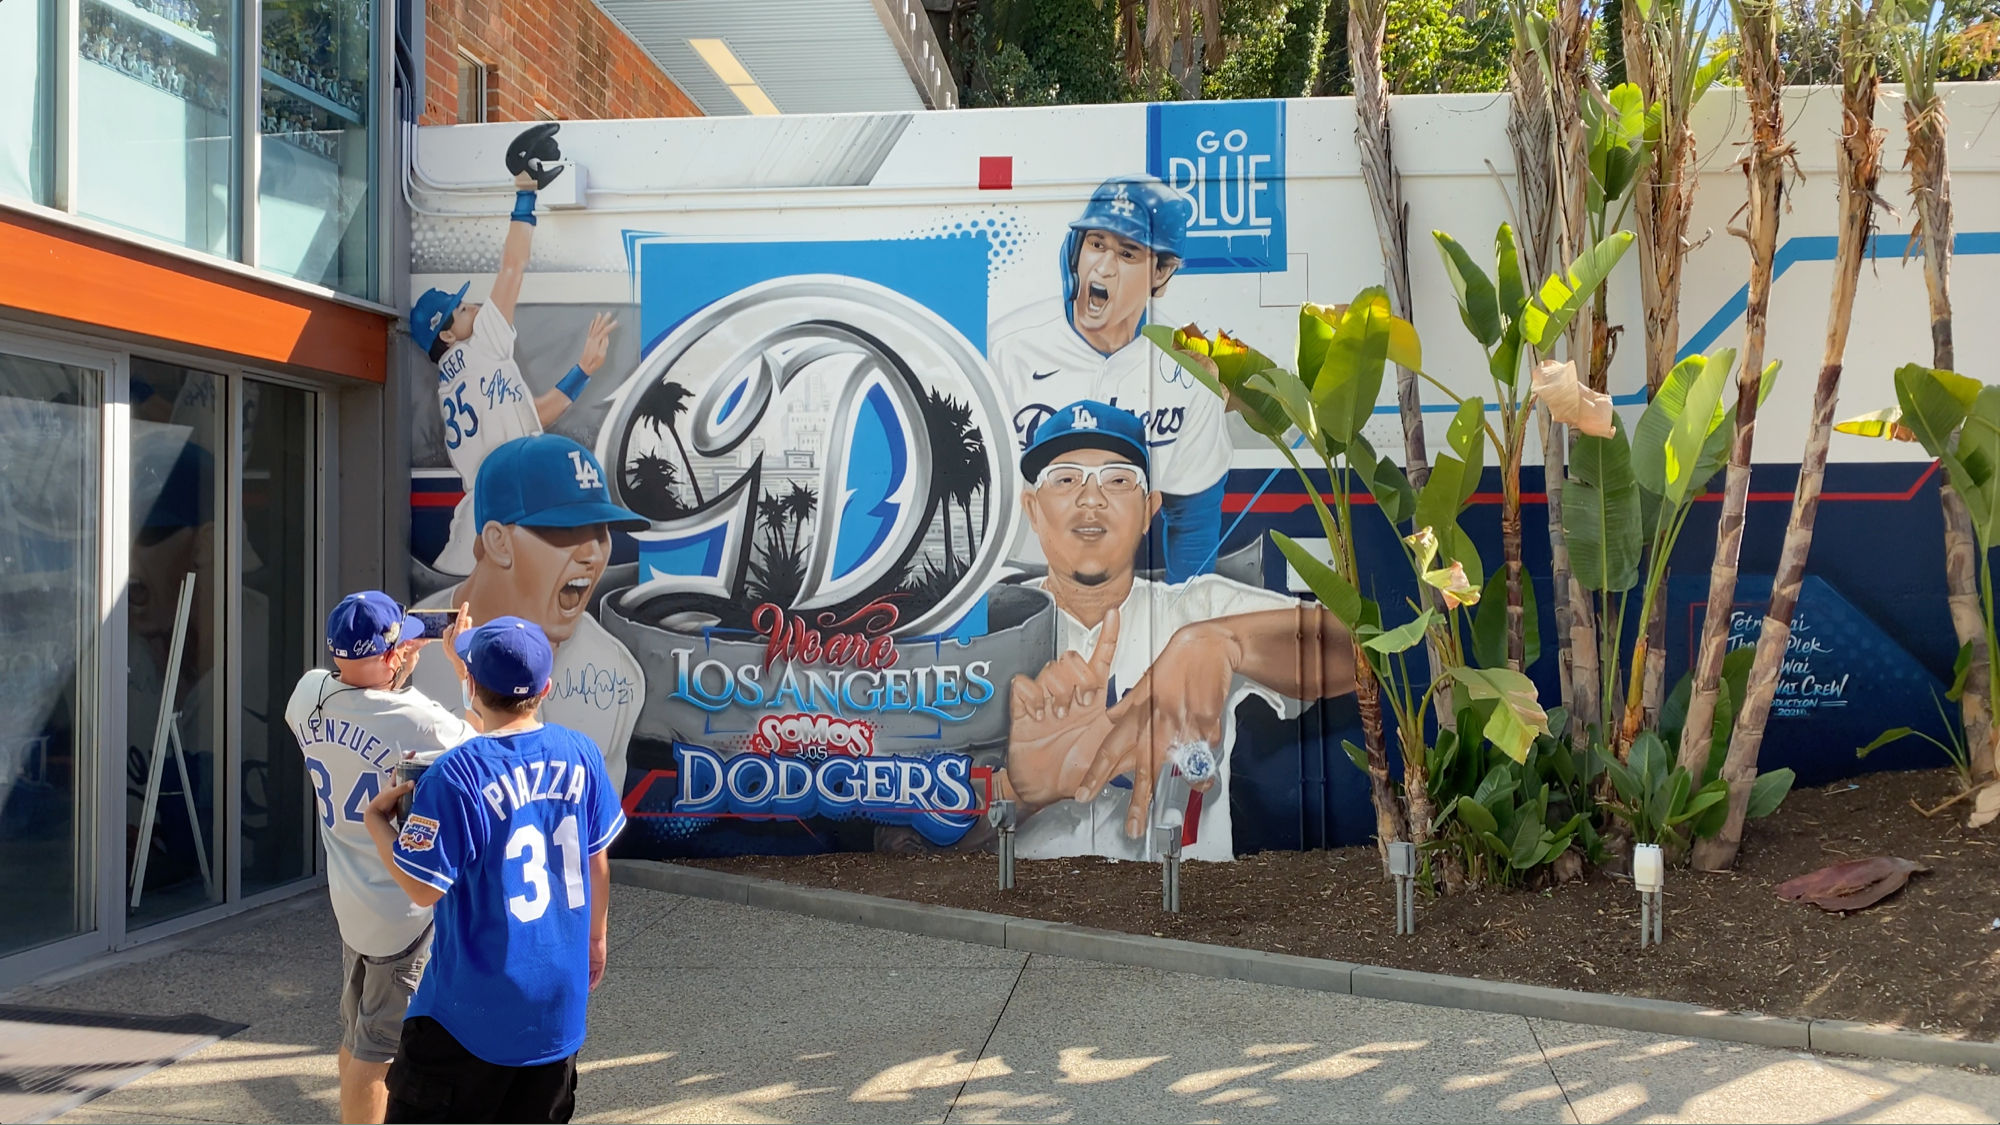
<box><xmin>363</xmin><ymin>612</ymin><xmax>626</xmax><ymax>1124</ymax></box>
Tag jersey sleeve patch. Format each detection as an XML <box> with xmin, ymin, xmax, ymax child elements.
<box><xmin>397</xmin><ymin>814</ymin><xmax>442</xmax><ymax>853</ymax></box>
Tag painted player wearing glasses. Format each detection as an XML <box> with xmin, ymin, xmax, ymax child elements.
<box><xmin>995</xmin><ymin>401</ymin><xmax>1358</xmax><ymax>861</ymax></box>
<box><xmin>986</xmin><ymin>174</ymin><xmax>1230</xmax><ymax>583</ymax></box>
<box><xmin>364</xmin><ymin>614</ymin><xmax>625</xmax><ymax>1124</ymax></box>
<box><xmin>409</xmin><ymin>123</ymin><xmax>619</xmax><ymax>577</ymax></box>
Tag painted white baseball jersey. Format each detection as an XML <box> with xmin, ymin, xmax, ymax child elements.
<box><xmin>407</xmin><ymin>591</ymin><xmax>644</xmax><ymax>793</ymax></box>
<box><xmin>432</xmin><ymin>306</ymin><xmax>543</xmax><ymax>574</ymax></box>
<box><xmin>1016</xmin><ymin>574</ymin><xmax>1302</xmax><ymax>862</ymax></box>
<box><xmin>283</xmin><ymin>670</ymin><xmax>475</xmax><ymax>956</ymax></box>
<box><xmin>987</xmin><ymin>297</ymin><xmax>1232</xmax><ymax>496</ymax></box>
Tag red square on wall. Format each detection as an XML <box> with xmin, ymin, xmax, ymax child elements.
<box><xmin>978</xmin><ymin>156</ymin><xmax>1013</xmax><ymax>191</ymax></box>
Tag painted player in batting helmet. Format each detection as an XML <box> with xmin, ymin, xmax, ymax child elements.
<box><xmin>1060</xmin><ymin>174</ymin><xmax>1195</xmax><ymax>352</ymax></box>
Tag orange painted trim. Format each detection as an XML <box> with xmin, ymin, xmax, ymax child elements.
<box><xmin>0</xmin><ymin>210</ymin><xmax>389</xmax><ymax>383</ymax></box>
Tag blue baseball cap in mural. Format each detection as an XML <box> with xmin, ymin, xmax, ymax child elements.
<box><xmin>1020</xmin><ymin>399</ymin><xmax>1151</xmax><ymax>483</ymax></box>
<box><xmin>409</xmin><ymin>282</ymin><xmax>470</xmax><ymax>353</ymax></box>
<box><xmin>455</xmin><ymin>616</ymin><xmax>554</xmax><ymax>697</ymax></box>
<box><xmin>473</xmin><ymin>434</ymin><xmax>650</xmax><ymax>532</ymax></box>
<box><xmin>326</xmin><ymin>591</ymin><xmax>427</xmax><ymax>659</ymax></box>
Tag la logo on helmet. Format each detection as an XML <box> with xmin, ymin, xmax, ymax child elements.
<box><xmin>1070</xmin><ymin>406</ymin><xmax>1098</xmax><ymax>430</ymax></box>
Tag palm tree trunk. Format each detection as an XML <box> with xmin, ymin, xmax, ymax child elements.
<box><xmin>1400</xmin><ymin>717</ymin><xmax>1456</xmax><ymax>888</ymax></box>
<box><xmin>1503</xmin><ymin>441</ymin><xmax>1527</xmax><ymax>671</ymax></box>
<box><xmin>1354</xmin><ymin>649</ymin><xmax>1409</xmax><ymax>867</ymax></box>
<box><xmin>1907</xmin><ymin>90</ymin><xmax>1994</xmax><ymax>781</ymax></box>
<box><xmin>1675</xmin><ymin>0</ymin><xmax>1789</xmax><ymax>776</ymax></box>
<box><xmin>1693</xmin><ymin>7</ymin><xmax>1882</xmax><ymax>870</ymax></box>
<box><xmin>1621</xmin><ymin>0</ymin><xmax>1701</xmax><ymax>400</ymax></box>
<box><xmin>1349</xmin><ymin>0</ymin><xmax>1430</xmax><ymax>492</ymax></box>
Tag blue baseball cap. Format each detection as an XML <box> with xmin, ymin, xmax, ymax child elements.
<box><xmin>409</xmin><ymin>282</ymin><xmax>470</xmax><ymax>353</ymax></box>
<box><xmin>1068</xmin><ymin>174</ymin><xmax>1193</xmax><ymax>261</ymax></box>
<box><xmin>326</xmin><ymin>591</ymin><xmax>426</xmax><ymax>659</ymax></box>
<box><xmin>454</xmin><ymin>616</ymin><xmax>554</xmax><ymax>698</ymax></box>
<box><xmin>1021</xmin><ymin>400</ymin><xmax>1151</xmax><ymax>482</ymax></box>
<box><xmin>474</xmin><ymin>434</ymin><xmax>650</xmax><ymax>532</ymax></box>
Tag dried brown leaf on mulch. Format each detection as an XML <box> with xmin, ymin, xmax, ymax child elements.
<box><xmin>689</xmin><ymin>768</ymin><xmax>2000</xmax><ymax>1038</ymax></box>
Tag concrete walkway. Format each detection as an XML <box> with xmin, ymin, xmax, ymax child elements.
<box><xmin>11</xmin><ymin>886</ymin><xmax>2000</xmax><ymax>1124</ymax></box>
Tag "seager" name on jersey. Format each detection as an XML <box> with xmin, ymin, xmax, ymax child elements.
<box><xmin>480</xmin><ymin>759</ymin><xmax>588</xmax><ymax>821</ymax></box>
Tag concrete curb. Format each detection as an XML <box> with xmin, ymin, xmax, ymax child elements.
<box><xmin>612</xmin><ymin>859</ymin><xmax>1998</xmax><ymax>1070</ymax></box>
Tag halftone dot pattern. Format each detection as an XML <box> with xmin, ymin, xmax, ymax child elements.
<box><xmin>905</xmin><ymin>209</ymin><xmax>1027</xmax><ymax>281</ymax></box>
<box><xmin>410</xmin><ymin>215</ymin><xmax>627</xmax><ymax>276</ymax></box>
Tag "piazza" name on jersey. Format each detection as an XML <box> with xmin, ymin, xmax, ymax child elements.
<box><xmin>480</xmin><ymin>759</ymin><xmax>589</xmax><ymax>821</ymax></box>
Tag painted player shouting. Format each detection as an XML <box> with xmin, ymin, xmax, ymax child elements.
<box><xmin>987</xmin><ymin>174</ymin><xmax>1229</xmax><ymax>582</ymax></box>
<box><xmin>409</xmin><ymin>123</ymin><xmax>618</xmax><ymax>576</ymax></box>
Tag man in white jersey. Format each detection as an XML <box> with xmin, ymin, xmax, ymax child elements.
<box><xmin>409</xmin><ymin>123</ymin><xmax>618</xmax><ymax>576</ymax></box>
<box><xmin>284</xmin><ymin>591</ymin><xmax>475</xmax><ymax>1124</ymax></box>
<box><xmin>994</xmin><ymin>401</ymin><xmax>1358</xmax><ymax>861</ymax></box>
<box><xmin>410</xmin><ymin>435</ymin><xmax>648</xmax><ymax>793</ymax></box>
<box><xmin>986</xmin><ymin>174</ymin><xmax>1230</xmax><ymax>583</ymax></box>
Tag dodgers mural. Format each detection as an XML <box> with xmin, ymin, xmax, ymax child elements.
<box><xmin>406</xmin><ymin>93</ymin><xmax>2000</xmax><ymax>862</ymax></box>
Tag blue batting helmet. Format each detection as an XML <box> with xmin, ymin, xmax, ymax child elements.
<box><xmin>1060</xmin><ymin>174</ymin><xmax>1195</xmax><ymax>309</ymax></box>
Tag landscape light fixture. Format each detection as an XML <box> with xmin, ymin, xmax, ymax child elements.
<box><xmin>1633</xmin><ymin>843</ymin><xmax>1665</xmax><ymax>947</ymax></box>
<box><xmin>987</xmin><ymin>798</ymin><xmax>1017</xmax><ymax>891</ymax></box>
<box><xmin>687</xmin><ymin>39</ymin><xmax>781</xmax><ymax>116</ymax></box>
<box><xmin>1149</xmin><ymin>759</ymin><xmax>1196</xmax><ymax>913</ymax></box>
<box><xmin>1387</xmin><ymin>840</ymin><xmax>1418</xmax><ymax>935</ymax></box>
<box><xmin>1155</xmin><ymin>808</ymin><xmax>1184</xmax><ymax>913</ymax></box>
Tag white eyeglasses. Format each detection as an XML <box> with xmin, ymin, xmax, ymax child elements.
<box><xmin>1034</xmin><ymin>462</ymin><xmax>1149</xmax><ymax>495</ymax></box>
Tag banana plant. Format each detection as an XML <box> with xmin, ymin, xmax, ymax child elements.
<box><xmin>1602</xmin><ymin>730</ymin><xmax>1792</xmax><ymax>850</ymax></box>
<box><xmin>1145</xmin><ymin>290</ymin><xmax>1552</xmax><ymax>883</ymax></box>
<box><xmin>1838</xmin><ymin>364</ymin><xmax>2000</xmax><ymax>825</ymax></box>
<box><xmin>1564</xmin><ymin>347</ymin><xmax>1778</xmax><ymax>755</ymax></box>
<box><xmin>1429</xmin><ymin>224</ymin><xmax>1634</xmax><ymax>724</ymax></box>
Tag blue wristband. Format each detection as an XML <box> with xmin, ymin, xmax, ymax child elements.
<box><xmin>511</xmin><ymin>190</ymin><xmax>537</xmax><ymax>226</ymax></box>
<box><xmin>556</xmin><ymin>364</ymin><xmax>588</xmax><ymax>401</ymax></box>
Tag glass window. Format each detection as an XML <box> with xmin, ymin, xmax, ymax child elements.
<box><xmin>258</xmin><ymin>0</ymin><xmax>375</xmax><ymax>297</ymax></box>
<box><xmin>0</xmin><ymin>353</ymin><xmax>101</xmax><ymax>956</ymax></box>
<box><xmin>0</xmin><ymin>0</ymin><xmax>55</xmax><ymax>204</ymax></box>
<box><xmin>126</xmin><ymin>358</ymin><xmax>226</xmax><ymax>926</ymax></box>
<box><xmin>76</xmin><ymin>0</ymin><xmax>239</xmax><ymax>255</ymax></box>
<box><xmin>239</xmin><ymin>379</ymin><xmax>317</xmax><ymax>895</ymax></box>
<box><xmin>456</xmin><ymin>52</ymin><xmax>485</xmax><ymax>124</ymax></box>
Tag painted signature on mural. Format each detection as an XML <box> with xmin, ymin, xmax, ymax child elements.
<box><xmin>549</xmin><ymin>663</ymin><xmax>637</xmax><ymax>711</ymax></box>
<box><xmin>481</xmin><ymin>371</ymin><xmax>527</xmax><ymax>410</ymax></box>
<box><xmin>1727</xmin><ymin>610</ymin><xmax>1847</xmax><ymax>718</ymax></box>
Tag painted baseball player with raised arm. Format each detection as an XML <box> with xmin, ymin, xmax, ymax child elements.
<box><xmin>409</xmin><ymin>123</ymin><xmax>617</xmax><ymax>576</ymax></box>
<box><xmin>987</xmin><ymin>174</ymin><xmax>1231</xmax><ymax>583</ymax></box>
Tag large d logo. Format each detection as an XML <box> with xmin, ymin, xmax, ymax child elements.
<box><xmin>597</xmin><ymin>276</ymin><xmax>1018</xmax><ymax>638</ymax></box>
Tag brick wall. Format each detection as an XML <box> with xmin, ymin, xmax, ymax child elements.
<box><xmin>420</xmin><ymin>0</ymin><xmax>701</xmax><ymax>124</ymax></box>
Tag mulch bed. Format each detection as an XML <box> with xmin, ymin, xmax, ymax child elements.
<box><xmin>691</xmin><ymin>767</ymin><xmax>2000</xmax><ymax>1038</ymax></box>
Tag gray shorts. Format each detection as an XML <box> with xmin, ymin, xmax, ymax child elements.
<box><xmin>340</xmin><ymin>926</ymin><xmax>432</xmax><ymax>1064</ymax></box>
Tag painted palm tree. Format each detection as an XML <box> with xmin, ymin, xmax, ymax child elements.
<box><xmin>917</xmin><ymin>386</ymin><xmax>961</xmax><ymax>571</ymax></box>
<box><xmin>638</xmin><ymin>379</ymin><xmax>705</xmax><ymax>507</ymax></box>
<box><xmin>623</xmin><ymin>453</ymin><xmax>684</xmax><ymax>520</ymax></box>
<box><xmin>783</xmin><ymin>480</ymin><xmax>818</xmax><ymax>556</ymax></box>
<box><xmin>757</xmin><ymin>491</ymin><xmax>789</xmax><ymax>554</ymax></box>
<box><xmin>942</xmin><ymin>396</ymin><xmax>988</xmax><ymax>564</ymax></box>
